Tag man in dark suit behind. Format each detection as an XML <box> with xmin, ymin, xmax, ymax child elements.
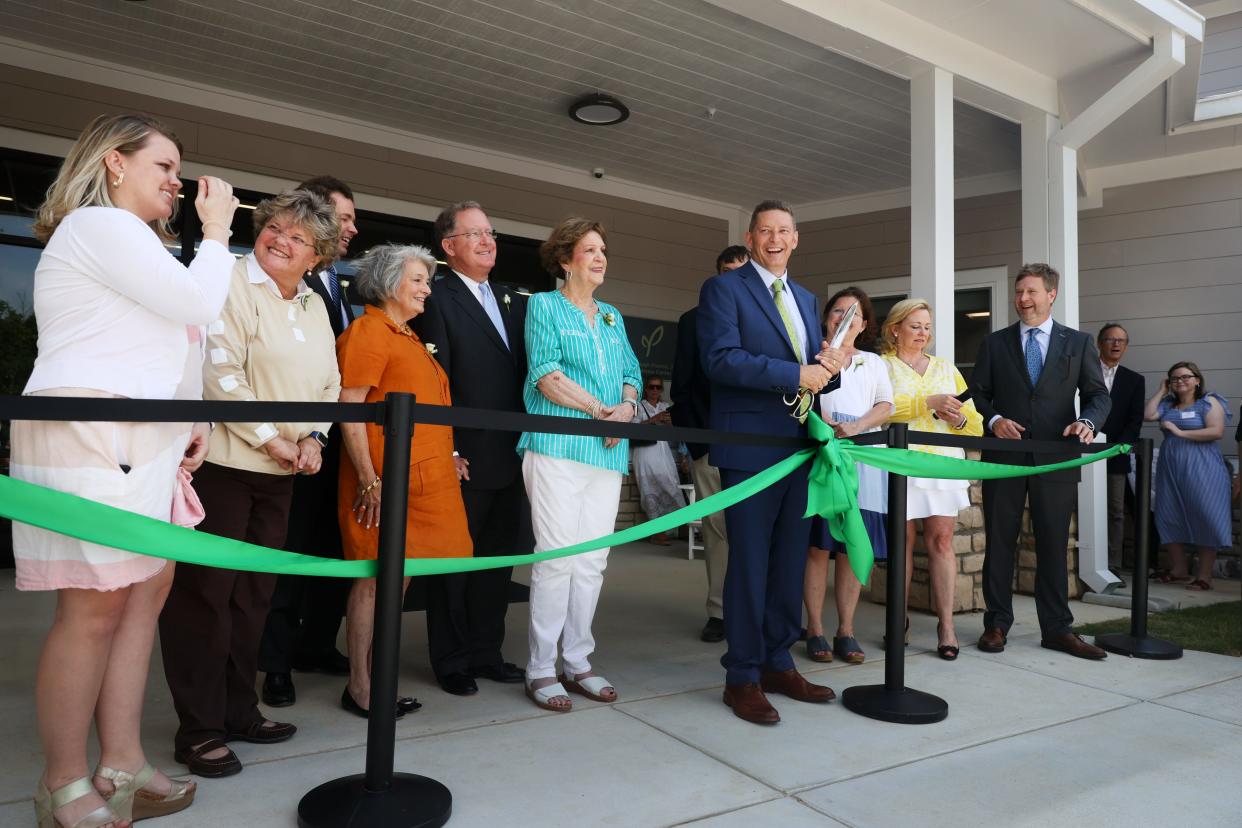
<box><xmin>671</xmin><ymin>244</ymin><xmax>748</xmax><ymax>644</ymax></box>
<box><xmin>970</xmin><ymin>262</ymin><xmax>1111</xmax><ymax>660</ymax></box>
<box><xmin>410</xmin><ymin>201</ymin><xmax>528</xmax><ymax>695</ymax></box>
<box><xmin>259</xmin><ymin>175</ymin><xmax>359</xmax><ymax>706</ymax></box>
<box><xmin>1096</xmin><ymin>323</ymin><xmax>1145</xmax><ymax>580</ymax></box>
<box><xmin>697</xmin><ymin>201</ymin><xmax>845</xmax><ymax>725</ymax></box>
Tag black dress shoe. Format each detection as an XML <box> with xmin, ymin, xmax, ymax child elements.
<box><xmin>293</xmin><ymin>648</ymin><xmax>350</xmax><ymax>676</ymax></box>
<box><xmin>340</xmin><ymin>687</ymin><xmax>406</xmax><ymax>720</ymax></box>
<box><xmin>397</xmin><ymin>696</ymin><xmax>422</xmax><ymax>714</ymax></box>
<box><xmin>700</xmin><ymin>617</ymin><xmax>725</xmax><ymax>643</ymax></box>
<box><xmin>467</xmin><ymin>662</ymin><xmax>525</xmax><ymax>683</ymax></box>
<box><xmin>437</xmin><ymin>672</ymin><xmax>479</xmax><ymax>696</ymax></box>
<box><xmin>262</xmin><ymin>672</ymin><xmax>296</xmax><ymax>707</ymax></box>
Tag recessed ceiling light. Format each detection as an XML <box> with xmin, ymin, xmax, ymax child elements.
<box><xmin>568</xmin><ymin>93</ymin><xmax>630</xmax><ymax>126</ymax></box>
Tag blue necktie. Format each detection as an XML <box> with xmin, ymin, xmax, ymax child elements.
<box><xmin>479</xmin><ymin>282</ymin><xmax>509</xmax><ymax>348</ymax></box>
<box><xmin>326</xmin><ymin>264</ymin><xmax>341</xmax><ymax>308</ymax></box>
<box><xmin>1025</xmin><ymin>328</ymin><xmax>1043</xmax><ymax>384</ymax></box>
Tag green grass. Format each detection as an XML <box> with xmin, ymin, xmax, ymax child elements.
<box><xmin>1075</xmin><ymin>601</ymin><xmax>1242</xmax><ymax>657</ymax></box>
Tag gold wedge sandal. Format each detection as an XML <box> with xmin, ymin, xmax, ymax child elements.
<box><xmin>33</xmin><ymin>777</ymin><xmax>125</xmax><ymax>828</ymax></box>
<box><xmin>95</xmin><ymin>763</ymin><xmax>196</xmax><ymax>822</ymax></box>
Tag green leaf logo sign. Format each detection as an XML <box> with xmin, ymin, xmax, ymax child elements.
<box><xmin>641</xmin><ymin>325</ymin><xmax>665</xmax><ymax>357</ymax></box>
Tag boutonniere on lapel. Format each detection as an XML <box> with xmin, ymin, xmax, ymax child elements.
<box><xmin>603</xmin><ymin>311</ymin><xmax>616</xmax><ymax>327</ymax></box>
<box><xmin>425</xmin><ymin>342</ymin><xmax>438</xmax><ymax>355</ymax></box>
<box><xmin>851</xmin><ymin>355</ymin><xmax>865</xmax><ymax>371</ymax></box>
<box><xmin>502</xmin><ymin>293</ymin><xmax>511</xmax><ymax>312</ymax></box>
<box><xmin>297</xmin><ymin>293</ymin><xmax>312</xmax><ymax>311</ymax></box>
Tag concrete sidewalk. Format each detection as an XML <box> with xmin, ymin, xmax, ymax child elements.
<box><xmin>1</xmin><ymin>545</ymin><xmax>1239</xmax><ymax>827</ymax></box>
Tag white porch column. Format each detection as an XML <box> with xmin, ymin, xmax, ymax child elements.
<box><xmin>910</xmin><ymin>66</ymin><xmax>955</xmax><ymax>364</ymax></box>
<box><xmin>1048</xmin><ymin>143</ymin><xmax>1079</xmax><ymax>328</ymax></box>
<box><xmin>1020</xmin><ymin>108</ymin><xmax>1057</xmax><ymax>270</ymax></box>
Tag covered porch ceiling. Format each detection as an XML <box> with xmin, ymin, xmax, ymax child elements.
<box><xmin>0</xmin><ymin>0</ymin><xmax>1206</xmax><ymax>212</ymax></box>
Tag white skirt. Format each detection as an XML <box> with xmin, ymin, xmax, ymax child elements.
<box><xmin>905</xmin><ymin>477</ymin><xmax>969</xmax><ymax>520</ymax></box>
<box><xmin>11</xmin><ymin>388</ymin><xmax>190</xmax><ymax>591</ymax></box>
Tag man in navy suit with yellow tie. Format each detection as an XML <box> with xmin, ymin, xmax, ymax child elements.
<box><xmin>697</xmin><ymin>200</ymin><xmax>844</xmax><ymax>724</ymax></box>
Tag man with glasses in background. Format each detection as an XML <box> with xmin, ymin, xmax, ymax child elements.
<box><xmin>411</xmin><ymin>201</ymin><xmax>529</xmax><ymax>696</ymax></box>
<box><xmin>1096</xmin><ymin>323</ymin><xmax>1145</xmax><ymax>585</ymax></box>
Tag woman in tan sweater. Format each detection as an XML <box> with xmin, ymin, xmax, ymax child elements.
<box><xmin>159</xmin><ymin>190</ymin><xmax>341</xmax><ymax>779</ymax></box>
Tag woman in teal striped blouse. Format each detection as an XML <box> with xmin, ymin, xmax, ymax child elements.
<box><xmin>517</xmin><ymin>217</ymin><xmax>641</xmax><ymax>713</ymax></box>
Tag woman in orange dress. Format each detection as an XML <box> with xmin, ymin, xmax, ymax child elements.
<box><xmin>336</xmin><ymin>243</ymin><xmax>472</xmax><ymax>719</ymax></box>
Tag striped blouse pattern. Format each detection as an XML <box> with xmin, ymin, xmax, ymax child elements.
<box><xmin>517</xmin><ymin>290</ymin><xmax>642</xmax><ymax>473</ymax></box>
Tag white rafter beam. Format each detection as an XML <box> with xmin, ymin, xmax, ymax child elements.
<box><xmin>1054</xmin><ymin>28</ymin><xmax>1187</xmax><ymax>150</ymax></box>
<box><xmin>702</xmin><ymin>0</ymin><xmax>1060</xmax><ymax>114</ymax></box>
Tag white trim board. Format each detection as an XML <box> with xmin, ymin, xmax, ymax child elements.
<box><xmin>0</xmin><ymin>36</ymin><xmax>742</xmax><ymax>224</ymax></box>
<box><xmin>0</xmin><ymin>125</ymin><xmax>552</xmax><ymax>240</ymax></box>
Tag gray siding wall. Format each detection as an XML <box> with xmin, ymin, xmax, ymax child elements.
<box><xmin>1080</xmin><ymin>170</ymin><xmax>1242</xmax><ymax>460</ymax></box>
<box><xmin>1199</xmin><ymin>12</ymin><xmax>1242</xmax><ymax>98</ymax></box>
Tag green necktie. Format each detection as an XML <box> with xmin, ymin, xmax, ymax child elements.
<box><xmin>771</xmin><ymin>277</ymin><xmax>803</xmax><ymax>361</ymax></box>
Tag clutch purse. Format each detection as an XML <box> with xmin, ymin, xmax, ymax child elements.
<box><xmin>171</xmin><ymin>467</ymin><xmax>206</xmax><ymax>528</ymax></box>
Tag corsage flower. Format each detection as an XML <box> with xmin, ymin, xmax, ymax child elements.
<box><xmin>425</xmin><ymin>342</ymin><xmax>439</xmax><ymax>355</ymax></box>
<box><xmin>603</xmin><ymin>311</ymin><xmax>616</xmax><ymax>327</ymax></box>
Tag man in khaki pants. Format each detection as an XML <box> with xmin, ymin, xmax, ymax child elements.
<box><xmin>671</xmin><ymin>246</ymin><xmax>748</xmax><ymax>642</ymax></box>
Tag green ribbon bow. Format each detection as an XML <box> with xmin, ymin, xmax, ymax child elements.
<box><xmin>804</xmin><ymin>412</ymin><xmax>876</xmax><ymax>585</ymax></box>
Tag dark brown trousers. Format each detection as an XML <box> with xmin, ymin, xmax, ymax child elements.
<box><xmin>159</xmin><ymin>461</ymin><xmax>292</xmax><ymax>751</ymax></box>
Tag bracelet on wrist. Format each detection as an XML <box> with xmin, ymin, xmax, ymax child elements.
<box><xmin>358</xmin><ymin>476</ymin><xmax>381</xmax><ymax>495</ymax></box>
<box><xmin>202</xmin><ymin>221</ymin><xmax>233</xmax><ymax>238</ymax></box>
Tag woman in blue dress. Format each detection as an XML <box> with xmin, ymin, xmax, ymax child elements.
<box><xmin>1145</xmin><ymin>361</ymin><xmax>1233</xmax><ymax>591</ymax></box>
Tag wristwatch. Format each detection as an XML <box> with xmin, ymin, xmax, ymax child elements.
<box><xmin>309</xmin><ymin>430</ymin><xmax>329</xmax><ymax>448</ymax></box>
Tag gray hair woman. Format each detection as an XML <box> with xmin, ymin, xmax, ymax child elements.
<box><xmin>159</xmin><ymin>188</ymin><xmax>342</xmax><ymax>778</ymax></box>
<box><xmin>336</xmin><ymin>244</ymin><xmax>474</xmax><ymax>719</ymax></box>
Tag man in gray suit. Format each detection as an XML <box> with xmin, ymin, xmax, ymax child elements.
<box><xmin>970</xmin><ymin>263</ymin><xmax>1111</xmax><ymax>660</ymax></box>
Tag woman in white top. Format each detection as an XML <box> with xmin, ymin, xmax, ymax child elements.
<box><xmin>13</xmin><ymin>114</ymin><xmax>237</xmax><ymax>828</ymax></box>
<box><xmin>631</xmin><ymin>374</ymin><xmax>686</xmax><ymax>545</ymax></box>
<box><xmin>803</xmin><ymin>288</ymin><xmax>893</xmax><ymax>666</ymax></box>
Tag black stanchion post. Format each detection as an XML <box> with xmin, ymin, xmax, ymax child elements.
<box><xmin>841</xmin><ymin>423</ymin><xmax>949</xmax><ymax>724</ymax></box>
<box><xmin>298</xmin><ymin>392</ymin><xmax>452</xmax><ymax>828</ymax></box>
<box><xmin>1095</xmin><ymin>437</ymin><xmax>1182</xmax><ymax>660</ymax></box>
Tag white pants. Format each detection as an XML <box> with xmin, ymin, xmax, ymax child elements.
<box><xmin>523</xmin><ymin>452</ymin><xmax>622</xmax><ymax>681</ymax></box>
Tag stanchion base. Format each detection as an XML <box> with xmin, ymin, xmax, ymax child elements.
<box><xmin>841</xmin><ymin>685</ymin><xmax>948</xmax><ymax>724</ymax></box>
<box><xmin>1094</xmin><ymin>633</ymin><xmax>1183</xmax><ymax>660</ymax></box>
<box><xmin>298</xmin><ymin>773</ymin><xmax>451</xmax><ymax>828</ymax></box>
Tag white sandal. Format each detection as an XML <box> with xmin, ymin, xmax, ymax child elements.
<box><xmin>525</xmin><ymin>680</ymin><xmax>572</xmax><ymax>712</ymax></box>
<box><xmin>560</xmin><ymin>673</ymin><xmax>617</xmax><ymax>703</ymax></box>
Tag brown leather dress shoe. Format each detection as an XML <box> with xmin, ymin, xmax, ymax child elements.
<box><xmin>977</xmin><ymin>627</ymin><xmax>1007</xmax><ymax>653</ymax></box>
<box><xmin>1041</xmin><ymin>632</ymin><xmax>1107</xmax><ymax>660</ymax></box>
<box><xmin>723</xmin><ymin>683</ymin><xmax>780</xmax><ymax>724</ymax></box>
<box><xmin>759</xmin><ymin>668</ymin><xmax>836</xmax><ymax>703</ymax></box>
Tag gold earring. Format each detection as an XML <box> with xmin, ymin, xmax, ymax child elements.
<box><xmin>112</xmin><ymin>172</ymin><xmax>124</xmax><ymax>187</ymax></box>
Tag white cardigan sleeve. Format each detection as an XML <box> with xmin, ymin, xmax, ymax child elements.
<box><xmin>62</xmin><ymin>207</ymin><xmax>233</xmax><ymax>324</ymax></box>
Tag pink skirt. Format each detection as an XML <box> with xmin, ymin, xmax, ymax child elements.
<box><xmin>10</xmin><ymin>388</ymin><xmax>191</xmax><ymax>591</ymax></box>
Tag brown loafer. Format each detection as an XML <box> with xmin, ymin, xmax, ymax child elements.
<box><xmin>723</xmin><ymin>683</ymin><xmax>780</xmax><ymax>724</ymax></box>
<box><xmin>226</xmin><ymin>718</ymin><xmax>297</xmax><ymax>744</ymax></box>
<box><xmin>173</xmin><ymin>738</ymin><xmax>242</xmax><ymax>778</ymax></box>
<box><xmin>759</xmin><ymin>668</ymin><xmax>835</xmax><ymax>703</ymax></box>
<box><xmin>1041</xmin><ymin>632</ymin><xmax>1107</xmax><ymax>660</ymax></box>
<box><xmin>977</xmin><ymin>627</ymin><xmax>1007</xmax><ymax>653</ymax></box>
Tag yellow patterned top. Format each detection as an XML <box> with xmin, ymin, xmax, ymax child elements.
<box><xmin>881</xmin><ymin>353</ymin><xmax>983</xmax><ymax>460</ymax></box>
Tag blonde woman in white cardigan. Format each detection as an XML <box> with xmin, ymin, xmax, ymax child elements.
<box><xmin>15</xmin><ymin>113</ymin><xmax>237</xmax><ymax>828</ymax></box>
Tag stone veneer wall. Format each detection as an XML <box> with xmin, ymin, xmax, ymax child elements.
<box><xmin>869</xmin><ymin>452</ymin><xmax>1083</xmax><ymax>613</ymax></box>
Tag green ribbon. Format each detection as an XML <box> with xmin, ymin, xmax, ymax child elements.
<box><xmin>0</xmin><ymin>417</ymin><xmax>1127</xmax><ymax>580</ymax></box>
<box><xmin>800</xmin><ymin>412</ymin><xmax>1130</xmax><ymax>586</ymax></box>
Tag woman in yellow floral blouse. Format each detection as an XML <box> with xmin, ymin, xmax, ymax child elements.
<box><xmin>880</xmin><ymin>299</ymin><xmax>982</xmax><ymax>660</ymax></box>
